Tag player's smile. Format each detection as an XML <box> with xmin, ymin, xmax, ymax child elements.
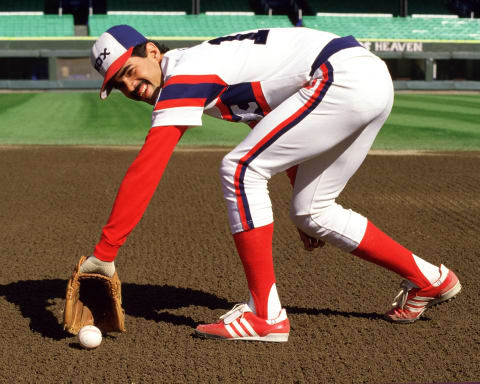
<box><xmin>132</xmin><ymin>80</ymin><xmax>157</xmax><ymax>103</ymax></box>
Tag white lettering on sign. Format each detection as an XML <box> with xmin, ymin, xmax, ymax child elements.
<box><xmin>361</xmin><ymin>41</ymin><xmax>423</xmax><ymax>52</ymax></box>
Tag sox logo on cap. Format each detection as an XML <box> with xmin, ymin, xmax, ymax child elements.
<box><xmin>91</xmin><ymin>24</ymin><xmax>148</xmax><ymax>99</ymax></box>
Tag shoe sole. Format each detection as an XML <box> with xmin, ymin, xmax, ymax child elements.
<box><xmin>385</xmin><ymin>280</ymin><xmax>462</xmax><ymax>324</ymax></box>
<box><xmin>194</xmin><ymin>329</ymin><xmax>289</xmax><ymax>342</ymax></box>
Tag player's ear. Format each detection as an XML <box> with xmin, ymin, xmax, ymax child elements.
<box><xmin>145</xmin><ymin>42</ymin><xmax>161</xmax><ymax>61</ymax></box>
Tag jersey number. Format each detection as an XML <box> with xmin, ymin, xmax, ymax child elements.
<box><xmin>208</xmin><ymin>30</ymin><xmax>270</xmax><ymax>45</ymax></box>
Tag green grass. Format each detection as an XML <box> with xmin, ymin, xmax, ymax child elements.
<box><xmin>373</xmin><ymin>93</ymin><xmax>480</xmax><ymax>150</ymax></box>
<box><xmin>0</xmin><ymin>92</ymin><xmax>479</xmax><ymax>150</ymax></box>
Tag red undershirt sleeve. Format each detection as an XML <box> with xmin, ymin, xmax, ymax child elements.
<box><xmin>93</xmin><ymin>125</ymin><xmax>187</xmax><ymax>262</ymax></box>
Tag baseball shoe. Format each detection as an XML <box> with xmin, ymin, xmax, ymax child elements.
<box><xmin>195</xmin><ymin>303</ymin><xmax>290</xmax><ymax>342</ymax></box>
<box><xmin>385</xmin><ymin>264</ymin><xmax>461</xmax><ymax>323</ymax></box>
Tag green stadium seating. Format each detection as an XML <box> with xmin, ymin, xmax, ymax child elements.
<box><xmin>89</xmin><ymin>14</ymin><xmax>293</xmax><ymax>37</ymax></box>
<box><xmin>107</xmin><ymin>0</ymin><xmax>192</xmax><ymax>13</ymax></box>
<box><xmin>0</xmin><ymin>15</ymin><xmax>74</xmax><ymax>37</ymax></box>
<box><xmin>306</xmin><ymin>0</ymin><xmax>453</xmax><ymax>17</ymax></box>
<box><xmin>302</xmin><ymin>15</ymin><xmax>480</xmax><ymax>41</ymax></box>
<box><xmin>0</xmin><ymin>0</ymin><xmax>44</xmax><ymax>13</ymax></box>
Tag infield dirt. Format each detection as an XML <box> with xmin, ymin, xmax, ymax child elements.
<box><xmin>0</xmin><ymin>148</ymin><xmax>478</xmax><ymax>383</ymax></box>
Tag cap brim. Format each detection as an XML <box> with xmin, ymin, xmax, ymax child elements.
<box><xmin>99</xmin><ymin>46</ymin><xmax>134</xmax><ymax>100</ymax></box>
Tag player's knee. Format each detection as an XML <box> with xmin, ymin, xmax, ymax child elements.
<box><xmin>290</xmin><ymin>201</ymin><xmax>343</xmax><ymax>238</ymax></box>
<box><xmin>290</xmin><ymin>212</ymin><xmax>312</xmax><ymax>234</ymax></box>
<box><xmin>219</xmin><ymin>152</ymin><xmax>238</xmax><ymax>193</ymax></box>
<box><xmin>290</xmin><ymin>211</ymin><xmax>329</xmax><ymax>239</ymax></box>
<box><xmin>220</xmin><ymin>151</ymin><xmax>267</xmax><ymax>192</ymax></box>
<box><xmin>291</xmin><ymin>203</ymin><xmax>367</xmax><ymax>252</ymax></box>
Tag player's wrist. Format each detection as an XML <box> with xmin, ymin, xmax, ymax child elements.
<box><xmin>93</xmin><ymin>238</ymin><xmax>120</xmax><ymax>262</ymax></box>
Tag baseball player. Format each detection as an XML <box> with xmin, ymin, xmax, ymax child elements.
<box><xmin>82</xmin><ymin>24</ymin><xmax>461</xmax><ymax>342</ymax></box>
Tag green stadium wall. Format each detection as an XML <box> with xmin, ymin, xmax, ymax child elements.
<box><xmin>1</xmin><ymin>37</ymin><xmax>480</xmax><ymax>90</ymax></box>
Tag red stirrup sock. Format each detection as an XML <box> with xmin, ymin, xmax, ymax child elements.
<box><xmin>233</xmin><ymin>223</ymin><xmax>276</xmax><ymax>319</ymax></box>
<box><xmin>352</xmin><ymin>221</ymin><xmax>431</xmax><ymax>288</ymax></box>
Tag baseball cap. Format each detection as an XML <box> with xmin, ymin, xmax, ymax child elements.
<box><xmin>91</xmin><ymin>25</ymin><xmax>148</xmax><ymax>99</ymax></box>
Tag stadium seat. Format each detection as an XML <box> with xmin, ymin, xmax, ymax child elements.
<box><xmin>89</xmin><ymin>14</ymin><xmax>293</xmax><ymax>37</ymax></box>
<box><xmin>305</xmin><ymin>0</ymin><xmax>454</xmax><ymax>17</ymax></box>
<box><xmin>0</xmin><ymin>15</ymin><xmax>74</xmax><ymax>37</ymax></box>
<box><xmin>302</xmin><ymin>15</ymin><xmax>480</xmax><ymax>41</ymax></box>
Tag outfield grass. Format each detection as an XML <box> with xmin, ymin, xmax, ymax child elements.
<box><xmin>0</xmin><ymin>91</ymin><xmax>479</xmax><ymax>150</ymax></box>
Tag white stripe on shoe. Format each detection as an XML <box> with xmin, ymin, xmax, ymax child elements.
<box><xmin>240</xmin><ymin>318</ymin><xmax>259</xmax><ymax>337</ymax></box>
<box><xmin>406</xmin><ymin>300</ymin><xmax>430</xmax><ymax>308</ymax></box>
<box><xmin>232</xmin><ymin>320</ymin><xmax>250</xmax><ymax>337</ymax></box>
<box><xmin>405</xmin><ymin>305</ymin><xmax>424</xmax><ymax>313</ymax></box>
<box><xmin>225</xmin><ymin>324</ymin><xmax>239</xmax><ymax>338</ymax></box>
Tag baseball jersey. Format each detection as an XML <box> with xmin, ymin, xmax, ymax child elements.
<box><xmin>151</xmin><ymin>27</ymin><xmax>339</xmax><ymax>128</ymax></box>
<box><xmin>93</xmin><ymin>28</ymin><xmax>360</xmax><ymax>261</ymax></box>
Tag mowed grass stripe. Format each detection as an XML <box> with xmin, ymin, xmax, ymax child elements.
<box><xmin>0</xmin><ymin>92</ymin><xmax>479</xmax><ymax>150</ymax></box>
<box><xmin>0</xmin><ymin>92</ymin><xmax>152</xmax><ymax>145</ymax></box>
<box><xmin>392</xmin><ymin>94</ymin><xmax>479</xmax><ymax>125</ymax></box>
<box><xmin>402</xmin><ymin>94</ymin><xmax>480</xmax><ymax>110</ymax></box>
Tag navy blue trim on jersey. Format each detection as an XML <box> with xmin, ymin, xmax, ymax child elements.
<box><xmin>160</xmin><ymin>82</ymin><xmax>226</xmax><ymax>105</ymax></box>
<box><xmin>219</xmin><ymin>83</ymin><xmax>264</xmax><ymax>122</ymax></box>
<box><xmin>310</xmin><ymin>35</ymin><xmax>362</xmax><ymax>76</ymax></box>
<box><xmin>209</xmin><ymin>30</ymin><xmax>270</xmax><ymax>45</ymax></box>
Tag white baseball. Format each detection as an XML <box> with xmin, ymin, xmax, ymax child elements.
<box><xmin>78</xmin><ymin>325</ymin><xmax>102</xmax><ymax>349</ymax></box>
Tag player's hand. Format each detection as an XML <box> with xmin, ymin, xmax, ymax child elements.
<box><xmin>297</xmin><ymin>228</ymin><xmax>325</xmax><ymax>251</ymax></box>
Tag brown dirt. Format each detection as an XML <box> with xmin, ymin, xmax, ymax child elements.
<box><xmin>0</xmin><ymin>147</ymin><xmax>479</xmax><ymax>384</ymax></box>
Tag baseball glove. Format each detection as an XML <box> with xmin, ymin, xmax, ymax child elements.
<box><xmin>63</xmin><ymin>256</ymin><xmax>126</xmax><ymax>335</ymax></box>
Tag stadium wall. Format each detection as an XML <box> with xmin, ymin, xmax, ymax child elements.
<box><xmin>1</xmin><ymin>37</ymin><xmax>480</xmax><ymax>90</ymax></box>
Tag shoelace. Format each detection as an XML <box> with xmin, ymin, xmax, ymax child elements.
<box><xmin>220</xmin><ymin>303</ymin><xmax>247</xmax><ymax>321</ymax></box>
<box><xmin>391</xmin><ymin>280</ymin><xmax>416</xmax><ymax>308</ymax></box>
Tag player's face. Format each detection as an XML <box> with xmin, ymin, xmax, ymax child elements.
<box><xmin>111</xmin><ymin>43</ymin><xmax>164</xmax><ymax>105</ymax></box>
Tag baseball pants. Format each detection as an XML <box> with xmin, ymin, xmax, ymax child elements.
<box><xmin>220</xmin><ymin>46</ymin><xmax>394</xmax><ymax>251</ymax></box>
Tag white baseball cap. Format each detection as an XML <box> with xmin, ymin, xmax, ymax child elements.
<box><xmin>91</xmin><ymin>25</ymin><xmax>148</xmax><ymax>99</ymax></box>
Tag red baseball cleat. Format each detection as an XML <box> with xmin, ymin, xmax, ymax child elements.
<box><xmin>195</xmin><ymin>303</ymin><xmax>290</xmax><ymax>342</ymax></box>
<box><xmin>385</xmin><ymin>264</ymin><xmax>461</xmax><ymax>323</ymax></box>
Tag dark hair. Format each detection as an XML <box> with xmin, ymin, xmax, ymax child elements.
<box><xmin>132</xmin><ymin>40</ymin><xmax>170</xmax><ymax>57</ymax></box>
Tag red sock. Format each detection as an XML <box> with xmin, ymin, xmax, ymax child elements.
<box><xmin>233</xmin><ymin>223</ymin><xmax>276</xmax><ymax>319</ymax></box>
<box><xmin>352</xmin><ymin>221</ymin><xmax>431</xmax><ymax>288</ymax></box>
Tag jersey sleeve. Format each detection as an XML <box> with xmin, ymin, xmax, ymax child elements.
<box><xmin>151</xmin><ymin>74</ymin><xmax>227</xmax><ymax>127</ymax></box>
<box><xmin>93</xmin><ymin>125</ymin><xmax>187</xmax><ymax>261</ymax></box>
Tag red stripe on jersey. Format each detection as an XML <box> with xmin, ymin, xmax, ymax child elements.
<box><xmin>234</xmin><ymin>63</ymin><xmax>331</xmax><ymax>231</ymax></box>
<box><xmin>251</xmin><ymin>81</ymin><xmax>271</xmax><ymax>114</ymax></box>
<box><xmin>212</xmin><ymin>87</ymin><xmax>232</xmax><ymax>120</ymax></box>
<box><xmin>233</xmin><ymin>159</ymin><xmax>249</xmax><ymax>229</ymax></box>
<box><xmin>214</xmin><ymin>98</ymin><xmax>233</xmax><ymax>120</ymax></box>
<box><xmin>154</xmin><ymin>98</ymin><xmax>206</xmax><ymax>110</ymax></box>
<box><xmin>164</xmin><ymin>75</ymin><xmax>227</xmax><ymax>87</ymax></box>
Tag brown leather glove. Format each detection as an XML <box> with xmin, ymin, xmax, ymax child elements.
<box><xmin>63</xmin><ymin>256</ymin><xmax>126</xmax><ymax>335</ymax></box>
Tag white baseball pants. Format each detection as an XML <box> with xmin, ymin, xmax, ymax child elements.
<box><xmin>220</xmin><ymin>47</ymin><xmax>394</xmax><ymax>252</ymax></box>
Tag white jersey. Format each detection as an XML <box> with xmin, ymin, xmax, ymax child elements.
<box><xmin>151</xmin><ymin>27</ymin><xmax>345</xmax><ymax>128</ymax></box>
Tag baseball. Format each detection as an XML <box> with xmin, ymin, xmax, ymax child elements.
<box><xmin>78</xmin><ymin>325</ymin><xmax>102</xmax><ymax>349</ymax></box>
